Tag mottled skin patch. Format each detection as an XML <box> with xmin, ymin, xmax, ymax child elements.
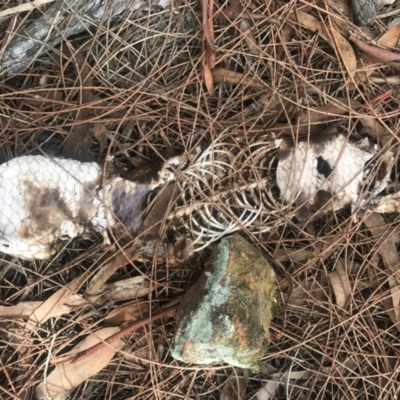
<box><xmin>123</xmin><ymin>161</ymin><xmax>164</xmax><ymax>185</ymax></box>
<box><xmin>77</xmin><ymin>182</ymin><xmax>98</xmax><ymax>224</ymax></box>
<box><xmin>22</xmin><ymin>181</ymin><xmax>73</xmax><ymax>238</ymax></box>
<box><xmin>276</xmin><ymin>142</ymin><xmax>291</xmax><ymax>161</ymax></box>
<box><xmin>110</xmin><ymin>181</ymin><xmax>149</xmax><ymax>235</ymax></box>
<box><xmin>316</xmin><ymin>156</ymin><xmax>333</xmax><ymax>179</ymax></box>
<box><xmin>313</xmin><ymin>139</ymin><xmax>326</xmax><ymax>156</ymax></box>
<box><xmin>314</xmin><ymin>189</ymin><xmax>332</xmax><ymax>209</ymax></box>
<box><xmin>295</xmin><ymin>190</ymin><xmax>333</xmax><ymax>222</ymax></box>
<box><xmin>18</xmin><ymin>224</ymin><xmax>31</xmax><ymax>240</ymax></box>
<box><xmin>377</xmin><ymin>161</ymin><xmax>388</xmax><ymax>182</ymax></box>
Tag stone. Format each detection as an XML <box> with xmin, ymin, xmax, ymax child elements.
<box><xmin>171</xmin><ymin>234</ymin><xmax>276</xmax><ymax>370</ymax></box>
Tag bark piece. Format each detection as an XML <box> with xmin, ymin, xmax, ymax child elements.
<box><xmin>351</xmin><ymin>0</ymin><xmax>377</xmax><ymax>26</ymax></box>
<box><xmin>1</xmin><ymin>0</ymin><xmax>170</xmax><ymax>74</ymax></box>
<box><xmin>171</xmin><ymin>234</ymin><xmax>276</xmax><ymax>370</ymax></box>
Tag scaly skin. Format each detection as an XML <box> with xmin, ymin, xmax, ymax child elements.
<box><xmin>0</xmin><ymin>155</ymin><xmax>180</xmax><ymax>259</ymax></box>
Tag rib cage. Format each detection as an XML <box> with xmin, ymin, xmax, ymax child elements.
<box><xmin>168</xmin><ymin>133</ymin><xmax>287</xmax><ymax>250</ymax></box>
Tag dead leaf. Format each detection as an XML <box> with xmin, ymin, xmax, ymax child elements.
<box><xmin>92</xmin><ymin>276</ymin><xmax>152</xmax><ymax>303</ymax></box>
<box><xmin>325</xmin><ymin>0</ymin><xmax>350</xmax><ymax>16</ymax></box>
<box><xmin>358</xmin><ymin>117</ymin><xmax>393</xmax><ymax>147</ymax></box>
<box><xmin>293</xmin><ymin>10</ymin><xmax>320</xmax><ymax>32</ymax></box>
<box><xmin>212</xmin><ymin>68</ymin><xmax>265</xmax><ymax>89</ymax></box>
<box><xmin>296</xmin><ymin>98</ymin><xmax>362</xmax><ymax>124</ymax></box>
<box><xmin>329</xmin><ymin>271</ymin><xmax>346</xmax><ymax>308</ymax></box>
<box><xmin>0</xmin><ymin>302</ymin><xmax>71</xmax><ymax>319</ymax></box>
<box><xmin>201</xmin><ymin>0</ymin><xmax>216</xmax><ymax>54</ymax></box>
<box><xmin>203</xmin><ymin>63</ymin><xmax>214</xmax><ymax>94</ymax></box>
<box><xmin>26</xmin><ymin>273</ymin><xmax>88</xmax><ymax>328</ymax></box>
<box><xmin>361</xmin><ymin>212</ymin><xmax>400</xmax><ymax>269</ymax></box>
<box><xmin>277</xmin><ymin>23</ymin><xmax>294</xmax><ymax>59</ymax></box>
<box><xmin>378</xmin><ymin>22</ymin><xmax>400</xmax><ymax>48</ymax></box>
<box><xmin>35</xmin><ymin>327</ymin><xmax>123</xmax><ymax>399</ymax></box>
<box><xmin>85</xmin><ymin>247</ymin><xmax>138</xmax><ymax>295</ymax></box>
<box><xmin>389</xmin><ymin>18</ymin><xmax>400</xmax><ymax>29</ymax></box>
<box><xmin>63</xmin><ymin>305</ymin><xmax>177</xmax><ymax>365</ymax></box>
<box><xmin>336</xmin><ymin>260</ymin><xmax>351</xmax><ymax>302</ymax></box>
<box><xmin>92</xmin><ymin>123</ymin><xmax>108</xmax><ymax>155</ymax></box>
<box><xmin>275</xmin><ymin>248</ymin><xmax>317</xmax><ymax>263</ymax></box>
<box><xmin>104</xmin><ymin>301</ymin><xmax>149</xmax><ymax>324</ymax></box>
<box><xmin>0</xmin><ymin>277</ymin><xmax>150</xmax><ymax>322</ymax></box>
<box><xmin>328</xmin><ymin>260</ymin><xmax>351</xmax><ymax>308</ymax></box>
<box><xmin>355</xmin><ymin>90</ymin><xmax>394</xmax><ymax>147</ymax></box>
<box><xmin>330</xmin><ymin>32</ymin><xmax>357</xmax><ymax>79</ymax></box>
<box><xmin>240</xmin><ymin>19</ymin><xmax>259</xmax><ymax>56</ymax></box>
<box><xmin>293</xmin><ymin>12</ymin><xmax>356</xmax><ymax>78</ymax></box>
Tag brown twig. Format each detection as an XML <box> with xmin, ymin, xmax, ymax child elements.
<box><xmin>201</xmin><ymin>0</ymin><xmax>216</xmax><ymax>93</ymax></box>
<box><xmin>348</xmin><ymin>34</ymin><xmax>400</xmax><ymax>69</ymax></box>
<box><xmin>368</xmin><ymin>89</ymin><xmax>393</xmax><ymax>107</ymax></box>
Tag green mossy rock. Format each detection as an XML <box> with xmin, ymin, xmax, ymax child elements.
<box><xmin>171</xmin><ymin>234</ymin><xmax>276</xmax><ymax>370</ymax></box>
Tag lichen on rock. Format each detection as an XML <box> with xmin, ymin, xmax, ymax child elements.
<box><xmin>171</xmin><ymin>234</ymin><xmax>276</xmax><ymax>370</ymax></box>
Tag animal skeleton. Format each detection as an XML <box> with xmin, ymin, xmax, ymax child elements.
<box><xmin>0</xmin><ymin>133</ymin><xmax>396</xmax><ymax>260</ymax></box>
